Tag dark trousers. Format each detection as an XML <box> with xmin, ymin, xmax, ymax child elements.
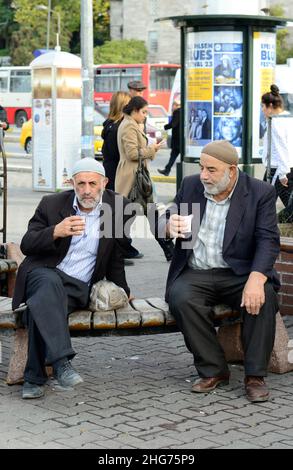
<box><xmin>24</xmin><ymin>268</ymin><xmax>90</xmax><ymax>385</ymax></box>
<box><xmin>264</xmin><ymin>168</ymin><xmax>293</xmax><ymax>207</ymax></box>
<box><xmin>168</xmin><ymin>267</ymin><xmax>278</xmax><ymax>378</ymax></box>
<box><xmin>164</xmin><ymin>148</ymin><xmax>180</xmax><ymax>174</ymax></box>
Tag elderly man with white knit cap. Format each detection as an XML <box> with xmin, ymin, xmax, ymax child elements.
<box><xmin>13</xmin><ymin>158</ymin><xmax>131</xmax><ymax>399</ymax></box>
<box><xmin>161</xmin><ymin>140</ymin><xmax>280</xmax><ymax>403</ymax></box>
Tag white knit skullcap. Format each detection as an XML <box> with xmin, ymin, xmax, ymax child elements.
<box><xmin>71</xmin><ymin>158</ymin><xmax>105</xmax><ymax>177</ymax></box>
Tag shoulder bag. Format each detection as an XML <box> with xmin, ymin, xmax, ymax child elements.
<box><xmin>128</xmin><ymin>150</ymin><xmax>153</xmax><ymax>212</ymax></box>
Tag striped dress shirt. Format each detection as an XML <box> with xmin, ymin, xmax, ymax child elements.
<box><xmin>188</xmin><ymin>172</ymin><xmax>239</xmax><ymax>270</ymax></box>
<box><xmin>56</xmin><ymin>196</ymin><xmax>101</xmax><ymax>283</ymax></box>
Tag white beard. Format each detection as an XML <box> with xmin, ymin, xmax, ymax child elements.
<box><xmin>201</xmin><ymin>169</ymin><xmax>230</xmax><ymax>195</ymax></box>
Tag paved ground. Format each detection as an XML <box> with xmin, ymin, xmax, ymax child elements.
<box><xmin>0</xmin><ymin>167</ymin><xmax>293</xmax><ymax>449</ymax></box>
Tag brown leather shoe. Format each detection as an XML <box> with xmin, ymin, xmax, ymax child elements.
<box><xmin>245</xmin><ymin>376</ymin><xmax>270</xmax><ymax>402</ymax></box>
<box><xmin>191</xmin><ymin>374</ymin><xmax>230</xmax><ymax>393</ymax></box>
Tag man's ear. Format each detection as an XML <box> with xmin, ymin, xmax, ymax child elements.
<box><xmin>104</xmin><ymin>177</ymin><xmax>109</xmax><ymax>188</ymax></box>
<box><xmin>69</xmin><ymin>178</ymin><xmax>74</xmax><ymax>186</ymax></box>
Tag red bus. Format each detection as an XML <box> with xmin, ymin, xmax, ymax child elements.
<box><xmin>94</xmin><ymin>63</ymin><xmax>180</xmax><ymax>112</ymax></box>
<box><xmin>0</xmin><ymin>66</ymin><xmax>32</xmax><ymax>127</ymax></box>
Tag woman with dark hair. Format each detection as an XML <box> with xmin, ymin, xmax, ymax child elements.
<box><xmin>115</xmin><ymin>96</ymin><xmax>174</xmax><ymax>261</ymax></box>
<box><xmin>261</xmin><ymin>84</ymin><xmax>293</xmax><ymax>217</ymax></box>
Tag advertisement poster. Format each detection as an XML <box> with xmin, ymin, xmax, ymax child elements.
<box><xmin>32</xmin><ymin>68</ymin><xmax>54</xmax><ymax>190</ymax></box>
<box><xmin>185</xmin><ymin>31</ymin><xmax>243</xmax><ymax>159</ymax></box>
<box><xmin>56</xmin><ymin>99</ymin><xmax>81</xmax><ymax>189</ymax></box>
<box><xmin>252</xmin><ymin>32</ymin><xmax>276</xmax><ymax>159</ymax></box>
<box><xmin>55</xmin><ymin>67</ymin><xmax>81</xmax><ymax>190</ymax></box>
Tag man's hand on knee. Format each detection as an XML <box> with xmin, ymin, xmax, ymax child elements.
<box><xmin>241</xmin><ymin>271</ymin><xmax>267</xmax><ymax>315</ymax></box>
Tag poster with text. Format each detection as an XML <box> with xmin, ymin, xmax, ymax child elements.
<box><xmin>185</xmin><ymin>31</ymin><xmax>243</xmax><ymax>159</ymax></box>
<box><xmin>252</xmin><ymin>32</ymin><xmax>276</xmax><ymax>159</ymax></box>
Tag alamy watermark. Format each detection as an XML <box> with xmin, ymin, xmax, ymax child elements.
<box><xmin>92</xmin><ymin>196</ymin><xmax>201</xmax><ymax>249</ymax></box>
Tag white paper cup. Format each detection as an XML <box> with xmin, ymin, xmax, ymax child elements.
<box><xmin>182</xmin><ymin>214</ymin><xmax>193</xmax><ymax>233</ymax></box>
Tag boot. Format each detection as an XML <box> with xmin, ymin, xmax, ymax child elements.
<box><xmin>158</xmin><ymin>168</ymin><xmax>170</xmax><ymax>176</ymax></box>
<box><xmin>157</xmin><ymin>238</ymin><xmax>174</xmax><ymax>261</ymax></box>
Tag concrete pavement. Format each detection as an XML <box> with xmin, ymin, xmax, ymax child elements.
<box><xmin>0</xmin><ymin>168</ymin><xmax>293</xmax><ymax>449</ymax></box>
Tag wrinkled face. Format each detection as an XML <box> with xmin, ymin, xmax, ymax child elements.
<box><xmin>199</xmin><ymin>153</ymin><xmax>235</xmax><ymax>196</ymax></box>
<box><xmin>72</xmin><ymin>172</ymin><xmax>108</xmax><ymax>210</ymax></box>
<box><xmin>131</xmin><ymin>105</ymin><xmax>148</xmax><ymax>124</ymax></box>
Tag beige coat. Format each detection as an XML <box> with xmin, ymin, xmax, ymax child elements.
<box><xmin>115</xmin><ymin>114</ymin><xmax>156</xmax><ymax>197</ymax></box>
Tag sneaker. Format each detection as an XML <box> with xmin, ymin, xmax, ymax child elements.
<box><xmin>54</xmin><ymin>360</ymin><xmax>83</xmax><ymax>387</ymax></box>
<box><xmin>22</xmin><ymin>381</ymin><xmax>45</xmax><ymax>399</ymax></box>
<box><xmin>158</xmin><ymin>168</ymin><xmax>170</xmax><ymax>176</ymax></box>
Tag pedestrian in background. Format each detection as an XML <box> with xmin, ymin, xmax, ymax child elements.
<box><xmin>261</xmin><ymin>84</ymin><xmax>293</xmax><ymax>220</ymax></box>
<box><xmin>115</xmin><ymin>96</ymin><xmax>174</xmax><ymax>261</ymax></box>
<box><xmin>0</xmin><ymin>104</ymin><xmax>9</xmax><ymax>133</ymax></box>
<box><xmin>102</xmin><ymin>91</ymin><xmax>131</xmax><ymax>190</ymax></box>
<box><xmin>158</xmin><ymin>99</ymin><xmax>181</xmax><ymax>176</ymax></box>
<box><xmin>102</xmin><ymin>91</ymin><xmax>143</xmax><ymax>262</ymax></box>
<box><xmin>127</xmin><ymin>80</ymin><xmax>147</xmax><ymax>98</ymax></box>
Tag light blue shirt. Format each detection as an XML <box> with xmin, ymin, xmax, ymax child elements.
<box><xmin>56</xmin><ymin>196</ymin><xmax>101</xmax><ymax>283</ymax></box>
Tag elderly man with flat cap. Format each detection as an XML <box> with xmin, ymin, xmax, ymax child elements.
<box><xmin>13</xmin><ymin>158</ymin><xmax>131</xmax><ymax>399</ymax></box>
<box><xmin>127</xmin><ymin>80</ymin><xmax>147</xmax><ymax>98</ymax></box>
<box><xmin>160</xmin><ymin>140</ymin><xmax>280</xmax><ymax>402</ymax></box>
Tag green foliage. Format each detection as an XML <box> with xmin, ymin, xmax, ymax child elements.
<box><xmin>93</xmin><ymin>0</ymin><xmax>110</xmax><ymax>44</ymax></box>
<box><xmin>270</xmin><ymin>4</ymin><xmax>285</xmax><ymax>17</ymax></box>
<box><xmin>0</xmin><ymin>1</ymin><xmax>16</xmax><ymax>49</ymax></box>
<box><xmin>5</xmin><ymin>0</ymin><xmax>110</xmax><ymax>64</ymax></box>
<box><xmin>270</xmin><ymin>3</ymin><xmax>293</xmax><ymax>64</ymax></box>
<box><xmin>94</xmin><ymin>39</ymin><xmax>147</xmax><ymax>64</ymax></box>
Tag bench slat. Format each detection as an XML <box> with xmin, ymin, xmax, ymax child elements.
<box><xmin>68</xmin><ymin>310</ymin><xmax>92</xmax><ymax>330</ymax></box>
<box><xmin>0</xmin><ymin>311</ymin><xmax>16</xmax><ymax>328</ymax></box>
<box><xmin>0</xmin><ymin>296</ymin><xmax>14</xmax><ymax>311</ymax></box>
<box><xmin>115</xmin><ymin>303</ymin><xmax>141</xmax><ymax>329</ymax></box>
<box><xmin>131</xmin><ymin>299</ymin><xmax>165</xmax><ymax>327</ymax></box>
<box><xmin>0</xmin><ymin>297</ymin><xmax>26</xmax><ymax>328</ymax></box>
<box><xmin>0</xmin><ymin>259</ymin><xmax>18</xmax><ymax>273</ymax></box>
<box><xmin>93</xmin><ymin>310</ymin><xmax>116</xmax><ymax>329</ymax></box>
<box><xmin>146</xmin><ymin>297</ymin><xmax>176</xmax><ymax>325</ymax></box>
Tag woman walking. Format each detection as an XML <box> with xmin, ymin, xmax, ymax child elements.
<box><xmin>115</xmin><ymin>96</ymin><xmax>174</xmax><ymax>261</ymax></box>
<box><xmin>261</xmin><ymin>84</ymin><xmax>293</xmax><ymax>221</ymax></box>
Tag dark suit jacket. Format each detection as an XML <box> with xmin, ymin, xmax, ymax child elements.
<box><xmin>161</xmin><ymin>172</ymin><xmax>280</xmax><ymax>302</ymax></box>
<box><xmin>12</xmin><ymin>189</ymin><xmax>131</xmax><ymax>309</ymax></box>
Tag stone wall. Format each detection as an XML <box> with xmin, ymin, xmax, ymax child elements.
<box><xmin>276</xmin><ymin>237</ymin><xmax>293</xmax><ymax>316</ymax></box>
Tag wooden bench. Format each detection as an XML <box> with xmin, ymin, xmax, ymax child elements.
<box><xmin>0</xmin><ymin>242</ymin><xmax>293</xmax><ymax>385</ymax></box>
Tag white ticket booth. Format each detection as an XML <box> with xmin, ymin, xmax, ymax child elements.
<box><xmin>30</xmin><ymin>51</ymin><xmax>81</xmax><ymax>191</ymax></box>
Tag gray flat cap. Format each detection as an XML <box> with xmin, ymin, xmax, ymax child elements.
<box><xmin>127</xmin><ymin>80</ymin><xmax>147</xmax><ymax>91</ymax></box>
